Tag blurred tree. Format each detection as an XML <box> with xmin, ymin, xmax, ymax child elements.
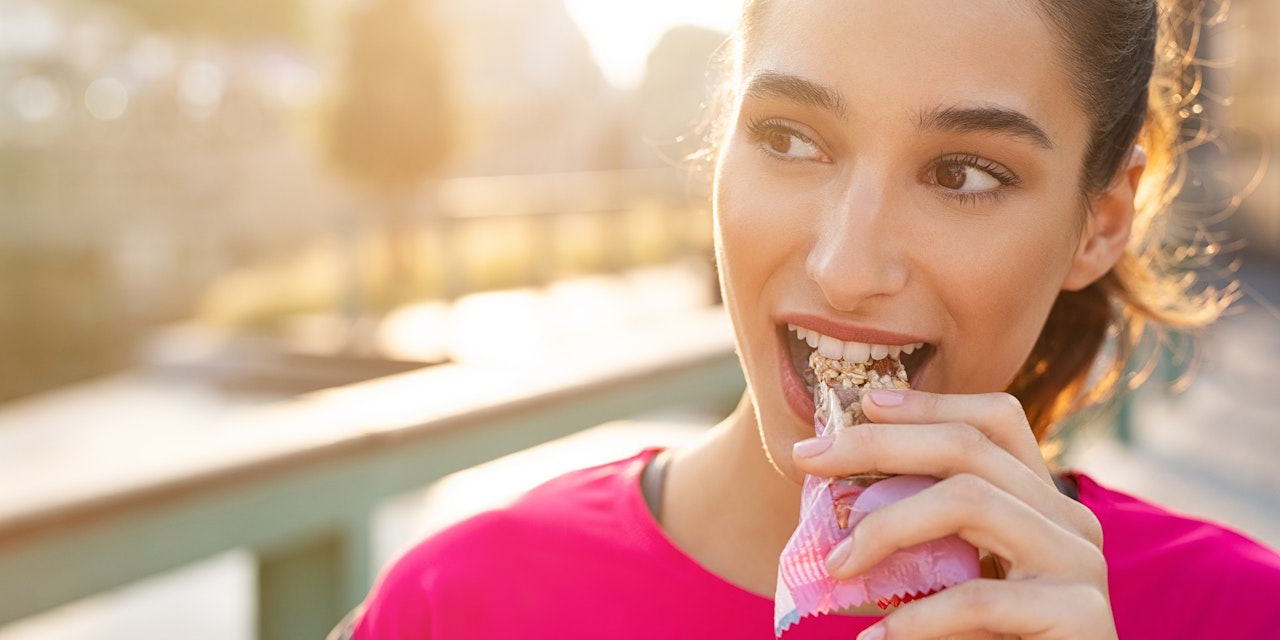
<box><xmin>104</xmin><ymin>0</ymin><xmax>304</xmax><ymax>41</ymax></box>
<box><xmin>636</xmin><ymin>26</ymin><xmax>727</xmax><ymax>153</ymax></box>
<box><xmin>325</xmin><ymin>0</ymin><xmax>454</xmax><ymax>328</ymax></box>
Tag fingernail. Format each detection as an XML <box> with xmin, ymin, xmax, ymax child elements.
<box><xmin>857</xmin><ymin>623</ymin><xmax>885</xmax><ymax>640</ymax></box>
<box><xmin>793</xmin><ymin>435</ymin><xmax>834</xmax><ymax>458</ymax></box>
<box><xmin>825</xmin><ymin>535</ymin><xmax>854</xmax><ymax>573</ymax></box>
<box><xmin>868</xmin><ymin>389</ymin><xmax>905</xmax><ymax>407</ymax></box>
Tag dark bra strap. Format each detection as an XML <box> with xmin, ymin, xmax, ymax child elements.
<box><xmin>641</xmin><ymin>449</ymin><xmax>672</xmax><ymax>522</ymax></box>
<box><xmin>1053</xmin><ymin>472</ymin><xmax>1080</xmax><ymax>502</ymax></box>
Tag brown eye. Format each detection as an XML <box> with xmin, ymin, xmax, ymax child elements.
<box><xmin>934</xmin><ymin>163</ymin><xmax>967</xmax><ymax>190</ymax></box>
<box><xmin>766</xmin><ymin>130</ymin><xmax>793</xmax><ymax>154</ymax></box>
<box><xmin>925</xmin><ymin>154</ymin><xmax>1017</xmax><ymax>203</ymax></box>
<box><xmin>748</xmin><ymin>119</ymin><xmax>824</xmax><ymax>161</ymax></box>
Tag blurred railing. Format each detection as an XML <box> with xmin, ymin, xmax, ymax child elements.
<box><xmin>428</xmin><ymin>168</ymin><xmax>713</xmax><ymax>298</ymax></box>
<box><xmin>166</xmin><ymin>166</ymin><xmax>719</xmax><ymax>398</ymax></box>
<box><xmin>0</xmin><ymin>165</ymin><xmax>729</xmax><ymax>637</ymax></box>
<box><xmin>0</xmin><ymin>307</ymin><xmax>744</xmax><ymax>638</ymax></box>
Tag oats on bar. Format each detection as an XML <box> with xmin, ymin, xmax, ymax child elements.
<box><xmin>809</xmin><ymin>351</ymin><xmax>908</xmax><ymax>433</ymax></box>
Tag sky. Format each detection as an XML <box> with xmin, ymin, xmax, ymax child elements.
<box><xmin>562</xmin><ymin>0</ymin><xmax>741</xmax><ymax>89</ymax></box>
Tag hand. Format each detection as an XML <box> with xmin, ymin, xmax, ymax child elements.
<box><xmin>791</xmin><ymin>389</ymin><xmax>1116</xmax><ymax>639</ymax></box>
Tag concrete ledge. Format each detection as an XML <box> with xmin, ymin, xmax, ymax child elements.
<box><xmin>0</xmin><ymin>306</ymin><xmax>744</xmax><ymax>627</ymax></box>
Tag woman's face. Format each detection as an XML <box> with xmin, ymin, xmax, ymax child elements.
<box><xmin>715</xmin><ymin>0</ymin><xmax>1096</xmax><ymax>479</ymax></box>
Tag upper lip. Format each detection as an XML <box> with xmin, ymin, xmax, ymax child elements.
<box><xmin>778</xmin><ymin>313</ymin><xmax>929</xmax><ymax>346</ymax></box>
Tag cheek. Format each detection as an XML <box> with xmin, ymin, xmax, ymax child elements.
<box><xmin>972</xmin><ymin>228</ymin><xmax>1075</xmax><ymax>306</ymax></box>
<box><xmin>925</xmin><ymin>208</ymin><xmax>1081</xmax><ymax>389</ymax></box>
<box><xmin>713</xmin><ymin>148</ymin><xmax>808</xmax><ymax>298</ymax></box>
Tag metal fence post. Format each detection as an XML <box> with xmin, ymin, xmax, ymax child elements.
<box><xmin>256</xmin><ymin>512</ymin><xmax>372</xmax><ymax>640</ymax></box>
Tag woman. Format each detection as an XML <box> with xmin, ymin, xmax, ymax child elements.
<box><xmin>340</xmin><ymin>0</ymin><xmax>1280</xmax><ymax>638</ymax></box>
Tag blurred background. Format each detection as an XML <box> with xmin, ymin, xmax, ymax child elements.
<box><xmin>0</xmin><ymin>0</ymin><xmax>1277</xmax><ymax>638</ymax></box>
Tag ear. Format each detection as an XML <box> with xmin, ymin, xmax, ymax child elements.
<box><xmin>1061</xmin><ymin>147</ymin><xmax>1145</xmax><ymax>292</ymax></box>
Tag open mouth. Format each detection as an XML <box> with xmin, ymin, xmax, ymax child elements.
<box><xmin>780</xmin><ymin>323</ymin><xmax>934</xmax><ymax>396</ymax></box>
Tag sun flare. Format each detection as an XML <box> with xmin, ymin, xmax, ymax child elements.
<box><xmin>563</xmin><ymin>0</ymin><xmax>740</xmax><ymax>89</ymax></box>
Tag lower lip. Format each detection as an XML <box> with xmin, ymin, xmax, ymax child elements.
<box><xmin>777</xmin><ymin>336</ymin><xmax>817</xmax><ymax>426</ymax></box>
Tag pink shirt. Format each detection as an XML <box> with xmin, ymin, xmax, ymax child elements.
<box><xmin>350</xmin><ymin>450</ymin><xmax>1280</xmax><ymax>639</ymax></box>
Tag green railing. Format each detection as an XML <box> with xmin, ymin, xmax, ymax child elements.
<box><xmin>0</xmin><ymin>308</ymin><xmax>744</xmax><ymax>638</ymax></box>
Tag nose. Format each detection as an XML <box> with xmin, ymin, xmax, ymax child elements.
<box><xmin>805</xmin><ymin>172</ymin><xmax>909</xmax><ymax>310</ymax></box>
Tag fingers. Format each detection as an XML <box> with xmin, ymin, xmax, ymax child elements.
<box><xmin>826</xmin><ymin>474</ymin><xmax>1106</xmax><ymax>582</ymax></box>
<box><xmin>861</xmin><ymin>389</ymin><xmax>1049</xmax><ymax>482</ymax></box>
<box><xmin>794</xmin><ymin>418</ymin><xmax>1103</xmax><ymax>550</ymax></box>
<box><xmin>866</xmin><ymin>578</ymin><xmax>1116</xmax><ymax>639</ymax></box>
<box><xmin>794</xmin><ymin>420</ymin><xmax>1061</xmax><ymax>523</ymax></box>
<box><xmin>796</xmin><ymin>388</ymin><xmax>1116</xmax><ymax>638</ymax></box>
<box><xmin>796</xmin><ymin>388</ymin><xmax>1104</xmax><ymax>544</ymax></box>
<box><xmin>795</xmin><ymin>414</ymin><xmax>1027</xmax><ymax>479</ymax></box>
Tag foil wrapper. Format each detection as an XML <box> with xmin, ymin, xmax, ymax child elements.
<box><xmin>774</xmin><ymin>353</ymin><xmax>980</xmax><ymax>636</ymax></box>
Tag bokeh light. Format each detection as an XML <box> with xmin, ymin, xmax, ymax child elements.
<box><xmin>0</xmin><ymin>3</ymin><xmax>62</xmax><ymax>58</ymax></box>
<box><xmin>177</xmin><ymin>60</ymin><xmax>225</xmax><ymax>120</ymax></box>
<box><xmin>84</xmin><ymin>77</ymin><xmax>128</xmax><ymax>120</ymax></box>
<box><xmin>9</xmin><ymin>75</ymin><xmax>63</xmax><ymax>121</ymax></box>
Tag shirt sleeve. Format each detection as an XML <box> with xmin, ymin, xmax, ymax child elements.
<box><xmin>347</xmin><ymin>541</ymin><xmax>440</xmax><ymax>640</ymax></box>
<box><xmin>325</xmin><ymin>607</ymin><xmax>360</xmax><ymax>640</ymax></box>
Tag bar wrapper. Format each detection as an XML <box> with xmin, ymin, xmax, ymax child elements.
<box><xmin>774</xmin><ymin>353</ymin><xmax>980</xmax><ymax>636</ymax></box>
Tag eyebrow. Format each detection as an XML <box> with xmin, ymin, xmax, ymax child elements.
<box><xmin>742</xmin><ymin>71</ymin><xmax>1055</xmax><ymax>150</ymax></box>
<box><xmin>742</xmin><ymin>71</ymin><xmax>848</xmax><ymax>120</ymax></box>
<box><xmin>916</xmin><ymin>104</ymin><xmax>1055</xmax><ymax>150</ymax></box>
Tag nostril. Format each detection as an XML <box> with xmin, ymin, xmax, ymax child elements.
<box><xmin>806</xmin><ymin>245</ymin><xmax>910</xmax><ymax>312</ymax></box>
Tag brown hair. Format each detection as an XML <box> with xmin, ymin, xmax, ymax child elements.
<box><xmin>1007</xmin><ymin>0</ymin><xmax>1234</xmax><ymax>440</ymax></box>
<box><xmin>716</xmin><ymin>0</ymin><xmax>1235</xmax><ymax>440</ymax></box>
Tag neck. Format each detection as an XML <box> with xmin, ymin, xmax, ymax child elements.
<box><xmin>660</xmin><ymin>394</ymin><xmax>802</xmax><ymax>597</ymax></box>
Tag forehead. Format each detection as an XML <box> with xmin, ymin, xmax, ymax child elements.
<box><xmin>742</xmin><ymin>0</ymin><xmax>1086</xmax><ymax>149</ymax></box>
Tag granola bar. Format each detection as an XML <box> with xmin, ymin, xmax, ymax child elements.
<box><xmin>809</xmin><ymin>351</ymin><xmax>908</xmax><ymax>433</ymax></box>
<box><xmin>775</xmin><ymin>349</ymin><xmax>979</xmax><ymax>636</ymax></box>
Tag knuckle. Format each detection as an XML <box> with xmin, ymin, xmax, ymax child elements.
<box><xmin>943</xmin><ymin>472</ymin><xmax>993</xmax><ymax>510</ymax></box>
<box><xmin>1066</xmin><ymin>581</ymin><xmax>1111</xmax><ymax>621</ymax></box>
<box><xmin>854</xmin><ymin>423</ymin><xmax>882</xmax><ymax>468</ymax></box>
<box><xmin>855</xmin><ymin>421</ymin><xmax>878</xmax><ymax>447</ymax></box>
<box><xmin>1050</xmin><ymin>529</ymin><xmax>1108</xmax><ymax>584</ymax></box>
<box><xmin>955</xmin><ymin>423</ymin><xmax>996</xmax><ymax>459</ymax></box>
<box><xmin>1072</xmin><ymin>503</ymin><xmax>1105</xmax><ymax>548</ymax></box>
<box><xmin>923</xmin><ymin>390</ymin><xmax>947</xmax><ymax>416</ymax></box>
<box><xmin>1078</xmin><ymin>541</ymin><xmax>1109</xmax><ymax>584</ymax></box>
<box><xmin>954</xmin><ymin>579</ymin><xmax>999</xmax><ymax>619</ymax></box>
<box><xmin>854</xmin><ymin>509</ymin><xmax>885</xmax><ymax>543</ymax></box>
<box><xmin>1055</xmin><ymin>496</ymin><xmax>1105</xmax><ymax>549</ymax></box>
<box><xmin>991</xmin><ymin>392</ymin><xmax>1028</xmax><ymax>425</ymax></box>
<box><xmin>868</xmin><ymin>425</ymin><xmax>907</xmax><ymax>476</ymax></box>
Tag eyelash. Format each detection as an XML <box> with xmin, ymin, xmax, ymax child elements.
<box><xmin>925</xmin><ymin>153</ymin><xmax>1021</xmax><ymax>205</ymax></box>
<box><xmin>743</xmin><ymin>117</ymin><xmax>826</xmax><ymax>162</ymax></box>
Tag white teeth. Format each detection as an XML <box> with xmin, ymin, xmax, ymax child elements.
<box><xmin>790</xmin><ymin>323</ymin><xmax>815</xmax><ymax>346</ymax></box>
<box><xmin>788</xmin><ymin>325</ymin><xmax>925</xmax><ymax>363</ymax></box>
<box><xmin>816</xmin><ymin>335</ymin><xmax>844</xmax><ymax>359</ymax></box>
<box><xmin>842</xmin><ymin>341</ymin><xmax>871</xmax><ymax>363</ymax></box>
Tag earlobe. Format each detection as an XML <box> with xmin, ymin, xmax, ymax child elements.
<box><xmin>1061</xmin><ymin>147</ymin><xmax>1145</xmax><ymax>292</ymax></box>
